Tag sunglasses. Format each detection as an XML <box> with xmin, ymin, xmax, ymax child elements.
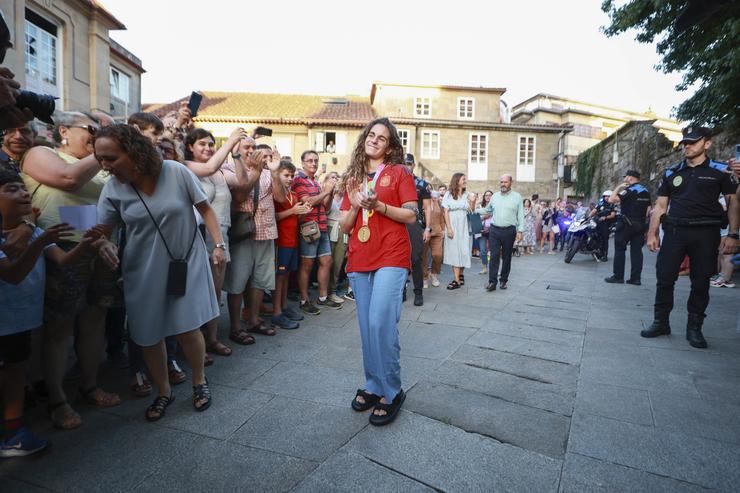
<box><xmin>69</xmin><ymin>125</ymin><xmax>98</xmax><ymax>136</ymax></box>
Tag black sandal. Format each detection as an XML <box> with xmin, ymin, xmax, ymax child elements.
<box><xmin>459</xmin><ymin>274</ymin><xmax>465</xmax><ymax>286</ymax></box>
<box><xmin>351</xmin><ymin>389</ymin><xmax>380</xmax><ymax>412</ymax></box>
<box><xmin>369</xmin><ymin>390</ymin><xmax>406</xmax><ymax>426</ymax></box>
<box><xmin>446</xmin><ymin>280</ymin><xmax>461</xmax><ymax>290</ymax></box>
<box><xmin>145</xmin><ymin>393</ymin><xmax>175</xmax><ymax>422</ymax></box>
<box><xmin>193</xmin><ymin>380</ymin><xmax>211</xmax><ymax>412</ymax></box>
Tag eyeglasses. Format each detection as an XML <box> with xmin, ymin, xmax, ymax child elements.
<box><xmin>69</xmin><ymin>125</ymin><xmax>98</xmax><ymax>136</ymax></box>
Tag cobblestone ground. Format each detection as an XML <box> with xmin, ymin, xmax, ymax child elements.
<box><xmin>2</xmin><ymin>246</ymin><xmax>739</xmax><ymax>492</ymax></box>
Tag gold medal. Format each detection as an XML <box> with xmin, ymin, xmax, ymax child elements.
<box><xmin>357</xmin><ymin>226</ymin><xmax>371</xmax><ymax>242</ymax></box>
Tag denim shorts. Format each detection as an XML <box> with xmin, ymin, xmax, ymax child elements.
<box><xmin>299</xmin><ymin>231</ymin><xmax>331</xmax><ymax>258</ymax></box>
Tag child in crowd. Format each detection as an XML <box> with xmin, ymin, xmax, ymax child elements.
<box><xmin>0</xmin><ymin>170</ymin><xmax>93</xmax><ymax>457</ymax></box>
<box><xmin>271</xmin><ymin>161</ymin><xmax>312</xmax><ymax>329</ymax></box>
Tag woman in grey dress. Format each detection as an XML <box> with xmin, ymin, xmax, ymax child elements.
<box><xmin>92</xmin><ymin>125</ymin><xmax>223</xmax><ymax>422</ymax></box>
<box><xmin>442</xmin><ymin>172</ymin><xmax>475</xmax><ymax>289</ymax></box>
<box><xmin>521</xmin><ymin>198</ymin><xmax>537</xmax><ymax>254</ymax></box>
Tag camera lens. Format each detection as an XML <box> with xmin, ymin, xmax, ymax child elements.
<box><xmin>15</xmin><ymin>90</ymin><xmax>56</xmax><ymax>124</ymax></box>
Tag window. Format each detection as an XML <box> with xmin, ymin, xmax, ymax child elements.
<box><xmin>421</xmin><ymin>131</ymin><xmax>440</xmax><ymax>159</ymax></box>
<box><xmin>516</xmin><ymin>135</ymin><xmax>536</xmax><ymax>182</ymax></box>
<box><xmin>414</xmin><ymin>97</ymin><xmax>432</xmax><ymax>118</ymax></box>
<box><xmin>397</xmin><ymin>129</ymin><xmax>410</xmax><ymax>154</ymax></box>
<box><xmin>458</xmin><ymin>98</ymin><xmax>475</xmax><ymax>119</ymax></box>
<box><xmin>110</xmin><ymin>68</ymin><xmax>130</xmax><ymax>103</ymax></box>
<box><xmin>468</xmin><ymin>133</ymin><xmax>488</xmax><ymax>180</ymax></box>
<box><xmin>24</xmin><ymin>11</ymin><xmax>59</xmax><ymax>98</ymax></box>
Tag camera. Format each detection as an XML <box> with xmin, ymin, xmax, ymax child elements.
<box><xmin>15</xmin><ymin>90</ymin><xmax>56</xmax><ymax>124</ymax></box>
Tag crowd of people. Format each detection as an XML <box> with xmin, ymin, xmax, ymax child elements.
<box><xmin>0</xmin><ymin>98</ymin><xmax>738</xmax><ymax>458</ymax></box>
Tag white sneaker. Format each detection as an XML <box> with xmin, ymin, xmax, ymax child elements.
<box><xmin>328</xmin><ymin>293</ymin><xmax>346</xmax><ymax>304</ymax></box>
<box><xmin>431</xmin><ymin>275</ymin><xmax>440</xmax><ymax>287</ymax></box>
<box><xmin>423</xmin><ymin>279</ymin><xmax>429</xmax><ymax>289</ymax></box>
<box><xmin>710</xmin><ymin>278</ymin><xmax>735</xmax><ymax>288</ymax></box>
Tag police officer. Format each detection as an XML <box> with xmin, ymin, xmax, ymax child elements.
<box><xmin>642</xmin><ymin>126</ymin><xmax>739</xmax><ymax>348</ymax></box>
<box><xmin>402</xmin><ymin>153</ymin><xmax>432</xmax><ymax>306</ymax></box>
<box><xmin>589</xmin><ymin>190</ymin><xmax>616</xmax><ymax>261</ymax></box>
<box><xmin>604</xmin><ymin>169</ymin><xmax>651</xmax><ymax>285</ymax></box>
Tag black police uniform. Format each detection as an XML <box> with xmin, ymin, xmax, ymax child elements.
<box><xmin>653</xmin><ymin>158</ymin><xmax>735</xmax><ymax>323</ymax></box>
<box><xmin>594</xmin><ymin>197</ymin><xmax>615</xmax><ymax>258</ymax></box>
<box><xmin>406</xmin><ymin>174</ymin><xmax>431</xmax><ymax>298</ymax></box>
<box><xmin>612</xmin><ymin>183</ymin><xmax>651</xmax><ymax>281</ymax></box>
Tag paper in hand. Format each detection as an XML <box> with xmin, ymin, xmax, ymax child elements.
<box><xmin>58</xmin><ymin>205</ymin><xmax>97</xmax><ymax>230</ymax></box>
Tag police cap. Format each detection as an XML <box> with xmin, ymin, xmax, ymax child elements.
<box><xmin>680</xmin><ymin>125</ymin><xmax>712</xmax><ymax>145</ymax></box>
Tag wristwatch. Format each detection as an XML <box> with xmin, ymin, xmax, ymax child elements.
<box><xmin>425</xmin><ymin>227</ymin><xmax>432</xmax><ymax>233</ymax></box>
<box><xmin>231</xmin><ymin>153</ymin><xmax>242</xmax><ymax>160</ymax></box>
<box><xmin>214</xmin><ymin>243</ymin><xmax>226</xmax><ymax>250</ymax></box>
<box><xmin>21</xmin><ymin>219</ymin><xmax>36</xmax><ymax>231</ymax></box>
<box><xmin>728</xmin><ymin>233</ymin><xmax>739</xmax><ymax>239</ymax></box>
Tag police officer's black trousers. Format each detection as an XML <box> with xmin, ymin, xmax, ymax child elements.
<box><xmin>654</xmin><ymin>224</ymin><xmax>720</xmax><ymax>319</ymax></box>
<box><xmin>488</xmin><ymin>225</ymin><xmax>516</xmax><ymax>284</ymax></box>
<box><xmin>613</xmin><ymin>221</ymin><xmax>646</xmax><ymax>281</ymax></box>
<box><xmin>596</xmin><ymin>221</ymin><xmax>610</xmax><ymax>257</ymax></box>
<box><xmin>406</xmin><ymin>222</ymin><xmax>424</xmax><ymax>295</ymax></box>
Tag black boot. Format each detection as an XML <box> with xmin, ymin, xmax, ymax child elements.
<box><xmin>686</xmin><ymin>313</ymin><xmax>707</xmax><ymax>349</ymax></box>
<box><xmin>641</xmin><ymin>310</ymin><xmax>671</xmax><ymax>338</ymax></box>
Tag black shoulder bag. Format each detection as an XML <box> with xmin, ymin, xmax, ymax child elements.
<box><xmin>132</xmin><ymin>186</ymin><xmax>198</xmax><ymax>297</ymax></box>
<box><xmin>229</xmin><ymin>177</ymin><xmax>260</xmax><ymax>245</ymax></box>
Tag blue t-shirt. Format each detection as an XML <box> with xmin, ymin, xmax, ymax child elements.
<box><xmin>0</xmin><ymin>227</ymin><xmax>52</xmax><ymax>335</ymax></box>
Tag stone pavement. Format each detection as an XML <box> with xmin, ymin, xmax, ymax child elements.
<box><xmin>2</xmin><ymin>247</ymin><xmax>739</xmax><ymax>492</ymax></box>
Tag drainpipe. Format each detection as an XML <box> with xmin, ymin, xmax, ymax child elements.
<box><xmin>556</xmin><ymin>130</ymin><xmax>566</xmax><ymax>198</ymax></box>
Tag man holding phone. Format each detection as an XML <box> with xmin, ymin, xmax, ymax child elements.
<box><xmin>292</xmin><ymin>150</ymin><xmax>341</xmax><ymax>314</ymax></box>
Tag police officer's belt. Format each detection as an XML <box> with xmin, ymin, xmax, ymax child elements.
<box><xmin>661</xmin><ymin>215</ymin><xmax>722</xmax><ymax>227</ymax></box>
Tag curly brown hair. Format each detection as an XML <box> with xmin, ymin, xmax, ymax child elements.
<box><xmin>341</xmin><ymin>117</ymin><xmax>405</xmax><ymax>191</ymax></box>
<box><xmin>94</xmin><ymin>124</ymin><xmax>163</xmax><ymax>177</ymax></box>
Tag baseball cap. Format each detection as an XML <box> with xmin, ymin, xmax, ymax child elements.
<box><xmin>680</xmin><ymin>125</ymin><xmax>712</xmax><ymax>145</ymax></box>
<box><xmin>624</xmin><ymin>169</ymin><xmax>640</xmax><ymax>179</ymax></box>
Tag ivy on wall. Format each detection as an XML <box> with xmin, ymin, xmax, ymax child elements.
<box><xmin>574</xmin><ymin>143</ymin><xmax>603</xmax><ymax>198</ymax></box>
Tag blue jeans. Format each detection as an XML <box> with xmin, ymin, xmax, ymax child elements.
<box><xmin>478</xmin><ymin>235</ymin><xmax>489</xmax><ymax>267</ymax></box>
<box><xmin>348</xmin><ymin>267</ymin><xmax>406</xmax><ymax>402</ymax></box>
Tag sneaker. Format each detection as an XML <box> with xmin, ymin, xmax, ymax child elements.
<box><xmin>430</xmin><ymin>275</ymin><xmax>440</xmax><ymax>288</ymax></box>
<box><xmin>283</xmin><ymin>306</ymin><xmax>305</xmax><ymax>321</ymax></box>
<box><xmin>271</xmin><ymin>313</ymin><xmax>299</xmax><ymax>330</ymax></box>
<box><xmin>328</xmin><ymin>293</ymin><xmax>346</xmax><ymax>305</ymax></box>
<box><xmin>710</xmin><ymin>277</ymin><xmax>735</xmax><ymax>288</ymax></box>
<box><xmin>343</xmin><ymin>291</ymin><xmax>355</xmax><ymax>301</ymax></box>
<box><xmin>316</xmin><ymin>297</ymin><xmax>342</xmax><ymax>310</ymax></box>
<box><xmin>423</xmin><ymin>279</ymin><xmax>429</xmax><ymax>289</ymax></box>
<box><xmin>479</xmin><ymin>267</ymin><xmax>488</xmax><ymax>275</ymax></box>
<box><xmin>0</xmin><ymin>427</ymin><xmax>48</xmax><ymax>458</ymax></box>
<box><xmin>300</xmin><ymin>300</ymin><xmax>321</xmax><ymax>315</ymax></box>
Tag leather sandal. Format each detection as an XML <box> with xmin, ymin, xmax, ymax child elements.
<box><xmin>206</xmin><ymin>341</ymin><xmax>232</xmax><ymax>356</ymax></box>
<box><xmin>48</xmin><ymin>401</ymin><xmax>82</xmax><ymax>429</ymax></box>
<box><xmin>193</xmin><ymin>380</ymin><xmax>211</xmax><ymax>412</ymax></box>
<box><xmin>78</xmin><ymin>386</ymin><xmax>121</xmax><ymax>407</ymax></box>
<box><xmin>247</xmin><ymin>322</ymin><xmax>276</xmax><ymax>336</ymax></box>
<box><xmin>146</xmin><ymin>394</ymin><xmax>175</xmax><ymax>422</ymax></box>
<box><xmin>229</xmin><ymin>330</ymin><xmax>256</xmax><ymax>345</ymax></box>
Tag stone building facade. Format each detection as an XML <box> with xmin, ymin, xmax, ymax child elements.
<box><xmin>0</xmin><ymin>0</ymin><xmax>143</xmax><ymax>119</ymax></box>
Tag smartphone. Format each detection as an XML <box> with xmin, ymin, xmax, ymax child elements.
<box><xmin>735</xmin><ymin>144</ymin><xmax>740</xmax><ymax>161</ymax></box>
<box><xmin>254</xmin><ymin>126</ymin><xmax>273</xmax><ymax>137</ymax></box>
<box><xmin>187</xmin><ymin>91</ymin><xmax>203</xmax><ymax>118</ymax></box>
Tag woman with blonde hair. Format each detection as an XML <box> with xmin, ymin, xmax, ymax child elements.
<box><xmin>340</xmin><ymin>117</ymin><xmax>417</xmax><ymax>426</ymax></box>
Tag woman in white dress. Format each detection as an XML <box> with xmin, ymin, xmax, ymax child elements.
<box><xmin>93</xmin><ymin>124</ymin><xmax>223</xmax><ymax>422</ymax></box>
<box><xmin>442</xmin><ymin>172</ymin><xmax>475</xmax><ymax>289</ymax></box>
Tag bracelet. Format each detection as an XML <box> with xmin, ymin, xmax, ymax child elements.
<box><xmin>384</xmin><ymin>203</ymin><xmax>388</xmax><ymax>215</ymax></box>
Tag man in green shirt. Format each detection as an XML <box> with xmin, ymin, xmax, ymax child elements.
<box><xmin>477</xmin><ymin>174</ymin><xmax>524</xmax><ymax>291</ymax></box>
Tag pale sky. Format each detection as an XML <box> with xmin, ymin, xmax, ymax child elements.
<box><xmin>103</xmin><ymin>0</ymin><xmax>689</xmax><ymax>120</ymax></box>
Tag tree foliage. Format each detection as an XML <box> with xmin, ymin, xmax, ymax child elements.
<box><xmin>601</xmin><ymin>0</ymin><xmax>740</xmax><ymax>138</ymax></box>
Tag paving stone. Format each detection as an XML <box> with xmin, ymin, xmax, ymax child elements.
<box><xmin>569</xmin><ymin>412</ymin><xmax>740</xmax><ymax>490</ymax></box>
<box><xmin>244</xmin><ymin>336</ymin><xmax>326</xmax><ymax>363</ymax></box>
<box><xmin>0</xmin><ymin>477</ymin><xmax>50</xmax><ymax>492</ymax></box>
<box><xmin>467</xmin><ymin>330</ymin><xmax>582</xmax><ymax>365</ymax></box>
<box><xmin>345</xmin><ymin>412</ymin><xmax>562</xmax><ymax>492</ymax></box>
<box><xmin>405</xmin><ymin>381</ymin><xmax>570</xmax><ymax>459</ymax></box>
<box><xmin>648</xmin><ymin>346</ymin><xmax>740</xmax><ymax>378</ymax></box>
<box><xmin>575</xmin><ymin>381</ymin><xmax>653</xmax><ymax>426</ymax></box>
<box><xmin>450</xmin><ymin>343</ymin><xmax>579</xmax><ymax>387</ymax></box>
<box><xmin>490</xmin><ymin>309</ymin><xmax>586</xmax><ymax>332</ymax></box>
<box><xmin>693</xmin><ymin>374</ymin><xmax>740</xmax><ymax>406</ymax></box>
<box><xmin>291</xmin><ymin>450</ymin><xmax>435</xmax><ymax>493</ymax></box>
<box><xmin>650</xmin><ymin>390</ymin><xmax>740</xmax><ymax>444</ymax></box>
<box><xmin>205</xmin><ymin>356</ymin><xmax>279</xmax><ymax>390</ymax></box>
<box><xmin>248</xmin><ymin>362</ymin><xmax>361</xmax><ymax>407</ymax></box>
<box><xmin>584</xmin><ymin>325</ymin><xmax>692</xmax><ymax>350</ymax></box>
<box><xmin>509</xmin><ymin>302</ymin><xmax>589</xmax><ymax>321</ymax></box>
<box><xmin>416</xmin><ymin>302</ymin><xmax>504</xmax><ymax>328</ymax></box>
<box><xmin>133</xmin><ymin>435</ymin><xmax>315</xmax><ymax>493</ymax></box>
<box><xmin>231</xmin><ymin>396</ymin><xmax>368</xmax><ymax>461</ymax></box>
<box><xmin>431</xmin><ymin>360</ymin><xmax>574</xmax><ymax>416</ymax></box>
<box><xmin>481</xmin><ymin>319</ymin><xmax>586</xmax><ymax>345</ymax></box>
<box><xmin>400</xmin><ymin>322</ymin><xmax>477</xmax><ymax>359</ymax></box>
<box><xmin>0</xmin><ymin>413</ymin><xmax>183</xmax><ymax>492</ymax></box>
<box><xmin>559</xmin><ymin>453</ymin><xmax>709</xmax><ymax>492</ymax></box>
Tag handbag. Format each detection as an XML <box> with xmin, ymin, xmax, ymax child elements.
<box><xmin>300</xmin><ymin>220</ymin><xmax>321</xmax><ymax>242</ymax></box>
<box><xmin>551</xmin><ymin>223</ymin><xmax>560</xmax><ymax>234</ymax></box>
<box><xmin>467</xmin><ymin>213</ymin><xmax>483</xmax><ymax>235</ymax></box>
<box><xmin>229</xmin><ymin>177</ymin><xmax>260</xmax><ymax>245</ymax></box>
<box><xmin>131</xmin><ymin>187</ymin><xmax>197</xmax><ymax>297</ymax></box>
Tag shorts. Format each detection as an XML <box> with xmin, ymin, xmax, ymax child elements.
<box><xmin>542</xmin><ymin>225</ymin><xmax>552</xmax><ymax>234</ymax></box>
<box><xmin>299</xmin><ymin>231</ymin><xmax>331</xmax><ymax>258</ymax></box>
<box><xmin>203</xmin><ymin>224</ymin><xmax>231</xmax><ymax>263</ymax></box>
<box><xmin>0</xmin><ymin>331</ymin><xmax>32</xmax><ymax>367</ymax></box>
<box><xmin>276</xmin><ymin>246</ymin><xmax>299</xmax><ymax>275</ymax></box>
<box><xmin>224</xmin><ymin>238</ymin><xmax>276</xmax><ymax>293</ymax></box>
<box><xmin>44</xmin><ymin>242</ymin><xmax>123</xmax><ymax>322</ymax></box>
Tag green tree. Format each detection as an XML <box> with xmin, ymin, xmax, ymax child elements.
<box><xmin>601</xmin><ymin>0</ymin><xmax>740</xmax><ymax>137</ymax></box>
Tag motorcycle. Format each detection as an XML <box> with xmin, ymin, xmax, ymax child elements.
<box><xmin>564</xmin><ymin>210</ymin><xmax>605</xmax><ymax>263</ymax></box>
